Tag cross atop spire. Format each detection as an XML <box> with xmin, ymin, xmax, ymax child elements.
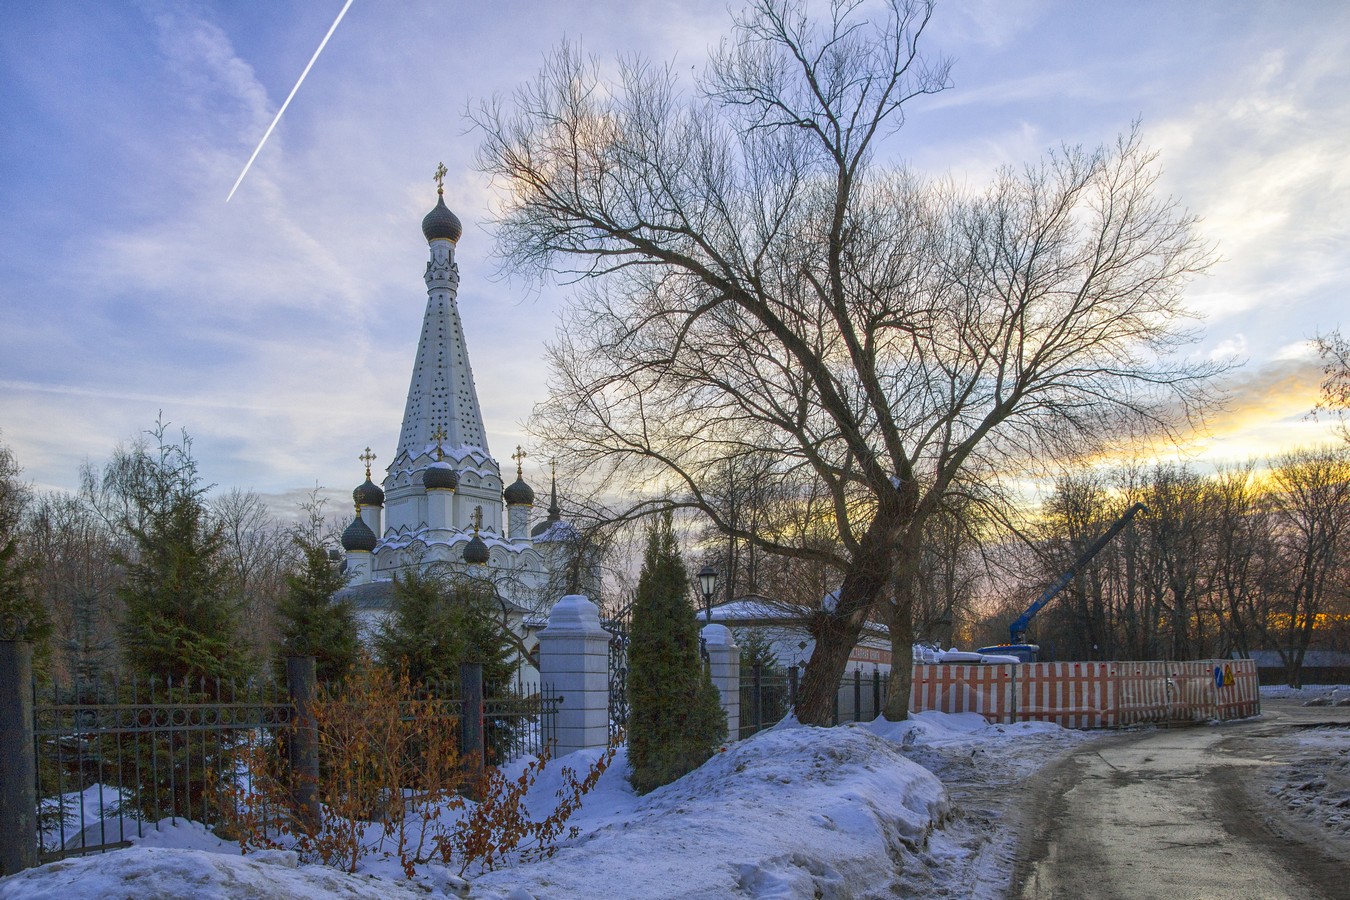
<box><xmin>359</xmin><ymin>447</ymin><xmax>377</xmax><ymax>479</ymax></box>
<box><xmin>548</xmin><ymin>460</ymin><xmax>561</xmax><ymax>520</ymax></box>
<box><xmin>433</xmin><ymin>162</ymin><xmax>447</xmax><ymax>195</ymax></box>
<box><xmin>512</xmin><ymin>445</ymin><xmax>527</xmax><ymax>477</ymax></box>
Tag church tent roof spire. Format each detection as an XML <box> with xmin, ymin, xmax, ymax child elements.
<box><xmin>393</xmin><ymin>166</ymin><xmax>489</xmax><ymax>467</ymax></box>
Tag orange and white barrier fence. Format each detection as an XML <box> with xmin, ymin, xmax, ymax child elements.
<box><xmin>909</xmin><ymin>657</ymin><xmax>1259</xmax><ymax>728</ymax></box>
<box><xmin>1212</xmin><ymin>658</ymin><xmax>1260</xmax><ymax>720</ymax></box>
<box><xmin>908</xmin><ymin>663</ymin><xmax>1015</xmax><ymax>723</ymax></box>
<box><xmin>1017</xmin><ymin>662</ymin><xmax>1116</xmax><ymax>728</ymax></box>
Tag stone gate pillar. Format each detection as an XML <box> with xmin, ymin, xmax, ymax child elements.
<box><xmin>702</xmin><ymin>624</ymin><xmax>740</xmax><ymax>740</ymax></box>
<box><xmin>538</xmin><ymin>595</ymin><xmax>610</xmax><ymax>756</ymax></box>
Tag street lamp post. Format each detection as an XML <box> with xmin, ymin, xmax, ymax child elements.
<box><xmin>696</xmin><ymin>564</ymin><xmax>718</xmax><ymax>665</ymax></box>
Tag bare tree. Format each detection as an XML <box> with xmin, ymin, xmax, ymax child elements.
<box><xmin>477</xmin><ymin>0</ymin><xmax>1219</xmax><ymax>722</ymax></box>
<box><xmin>1263</xmin><ymin>446</ymin><xmax>1350</xmax><ymax>687</ymax></box>
<box><xmin>212</xmin><ymin>487</ymin><xmax>295</xmax><ymax>657</ymax></box>
<box><xmin>1207</xmin><ymin>461</ymin><xmax>1273</xmax><ymax>658</ymax></box>
<box><xmin>910</xmin><ymin>492</ymin><xmax>988</xmax><ymax>647</ymax></box>
<box><xmin>0</xmin><ymin>435</ymin><xmax>50</xmax><ymax>652</ymax></box>
<box><xmin>1314</xmin><ymin>329</ymin><xmax>1349</xmax><ymax>442</ymax></box>
<box><xmin>24</xmin><ymin>493</ymin><xmax>123</xmax><ymax>683</ymax></box>
<box><xmin>1016</xmin><ymin>472</ymin><xmax>1120</xmax><ymax>660</ymax></box>
<box><xmin>0</xmin><ymin>433</ymin><xmax>30</xmax><ymax>536</ymax></box>
<box><xmin>1135</xmin><ymin>464</ymin><xmax>1214</xmax><ymax>659</ymax></box>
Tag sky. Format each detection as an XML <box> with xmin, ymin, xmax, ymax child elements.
<box><xmin>2</xmin><ymin>0</ymin><xmax>1347</xmax><ymax>518</ymax></box>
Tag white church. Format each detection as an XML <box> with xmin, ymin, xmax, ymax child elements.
<box><xmin>336</xmin><ymin>167</ymin><xmax>594</xmax><ymax>646</ymax></box>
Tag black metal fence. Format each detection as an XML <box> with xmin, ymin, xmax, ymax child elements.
<box><xmin>1257</xmin><ymin>666</ymin><xmax>1350</xmax><ymax>686</ymax></box>
<box><xmin>603</xmin><ymin>608</ymin><xmax>632</xmax><ymax>741</ymax></box>
<box><xmin>738</xmin><ymin>664</ymin><xmax>892</xmax><ymax>739</ymax></box>
<box><xmin>33</xmin><ymin>669</ymin><xmax>292</xmax><ymax>860</ymax></box>
<box><xmin>833</xmin><ymin>666</ymin><xmax>890</xmax><ymax>725</ymax></box>
<box><xmin>0</xmin><ymin>643</ymin><xmax>559</xmax><ymax>875</ymax></box>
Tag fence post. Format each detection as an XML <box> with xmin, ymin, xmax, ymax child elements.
<box><xmin>788</xmin><ymin>666</ymin><xmax>799</xmax><ymax>713</ymax></box>
<box><xmin>752</xmin><ymin>662</ymin><xmax>763</xmax><ymax>734</ymax></box>
<box><xmin>853</xmin><ymin>668</ymin><xmax>863</xmax><ymax>722</ymax></box>
<box><xmin>285</xmin><ymin>656</ymin><xmax>320</xmax><ymax>831</ymax></box>
<box><xmin>1</xmin><ymin>641</ymin><xmax>37</xmax><ymax>876</ymax></box>
<box><xmin>702</xmin><ymin>625</ymin><xmax>739</xmax><ymax>741</ymax></box>
<box><xmin>460</xmin><ymin>662</ymin><xmax>485</xmax><ymax>791</ymax></box>
<box><xmin>872</xmin><ymin>669</ymin><xmax>881</xmax><ymax>719</ymax></box>
<box><xmin>538</xmin><ymin>595</ymin><xmax>610</xmax><ymax>755</ymax></box>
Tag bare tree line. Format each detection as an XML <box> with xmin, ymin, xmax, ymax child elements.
<box><xmin>982</xmin><ymin>448</ymin><xmax>1350</xmax><ymax>686</ymax></box>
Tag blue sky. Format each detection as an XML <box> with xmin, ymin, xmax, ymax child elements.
<box><xmin>2</xmin><ymin>0</ymin><xmax>1347</xmax><ymax>515</ymax></box>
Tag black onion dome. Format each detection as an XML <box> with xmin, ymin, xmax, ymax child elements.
<box><xmin>353</xmin><ymin>478</ymin><xmax>384</xmax><ymax>507</ymax></box>
<box><xmin>421</xmin><ymin>194</ymin><xmax>462</xmax><ymax>243</ymax></box>
<box><xmin>503</xmin><ymin>476</ymin><xmax>534</xmax><ymax>506</ymax></box>
<box><xmin>463</xmin><ymin>533</ymin><xmax>490</xmax><ymax>564</ymax></box>
<box><xmin>341</xmin><ymin>515</ymin><xmax>377</xmax><ymax>553</ymax></box>
<box><xmin>423</xmin><ymin>462</ymin><xmax>459</xmax><ymax>491</ymax></box>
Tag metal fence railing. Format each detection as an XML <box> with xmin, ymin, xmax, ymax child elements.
<box><xmin>33</xmin><ymin>671</ymin><xmax>291</xmax><ymax>860</ymax></box>
<box><xmin>738</xmin><ymin>665</ymin><xmax>892</xmax><ymax>739</ymax></box>
<box><xmin>0</xmin><ymin>645</ymin><xmax>560</xmax><ymax>873</ymax></box>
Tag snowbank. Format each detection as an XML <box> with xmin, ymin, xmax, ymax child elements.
<box><xmin>470</xmin><ymin>723</ymin><xmax>948</xmax><ymax>899</ymax></box>
<box><xmin>0</xmin><ymin>846</ymin><xmax>426</xmax><ymax>900</ymax></box>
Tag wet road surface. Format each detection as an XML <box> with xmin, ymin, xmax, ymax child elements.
<box><xmin>1013</xmin><ymin>700</ymin><xmax>1350</xmax><ymax>900</ymax></box>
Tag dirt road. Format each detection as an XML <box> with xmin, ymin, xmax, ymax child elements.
<box><xmin>1013</xmin><ymin>700</ymin><xmax>1350</xmax><ymax>900</ymax></box>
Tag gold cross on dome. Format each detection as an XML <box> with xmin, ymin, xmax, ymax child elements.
<box><xmin>359</xmin><ymin>447</ymin><xmax>377</xmax><ymax>478</ymax></box>
<box><xmin>472</xmin><ymin>504</ymin><xmax>484</xmax><ymax>533</ymax></box>
<box><xmin>433</xmin><ymin>162</ymin><xmax>447</xmax><ymax>195</ymax></box>
<box><xmin>512</xmin><ymin>445</ymin><xmax>527</xmax><ymax>477</ymax></box>
<box><xmin>431</xmin><ymin>426</ymin><xmax>447</xmax><ymax>460</ymax></box>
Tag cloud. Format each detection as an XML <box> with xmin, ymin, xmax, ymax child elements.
<box><xmin>1178</xmin><ymin>355</ymin><xmax>1341</xmax><ymax>463</ymax></box>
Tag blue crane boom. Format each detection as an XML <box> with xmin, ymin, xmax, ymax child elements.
<box><xmin>1008</xmin><ymin>502</ymin><xmax>1149</xmax><ymax>645</ymax></box>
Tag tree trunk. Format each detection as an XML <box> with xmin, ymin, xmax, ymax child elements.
<box><xmin>794</xmin><ymin>611</ymin><xmax>864</xmax><ymax>725</ymax></box>
<box><xmin>882</xmin><ymin>540</ymin><xmax>921</xmax><ymax>720</ymax></box>
<box><xmin>793</xmin><ymin>503</ymin><xmax>902</xmax><ymax>725</ymax></box>
<box><xmin>883</xmin><ymin>594</ymin><xmax>914</xmax><ymax>721</ymax></box>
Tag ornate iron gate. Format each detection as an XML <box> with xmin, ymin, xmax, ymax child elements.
<box><xmin>602</xmin><ymin>605</ymin><xmax>632</xmax><ymax>740</ymax></box>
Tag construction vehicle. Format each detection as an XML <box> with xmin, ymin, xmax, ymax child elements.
<box><xmin>979</xmin><ymin>502</ymin><xmax>1148</xmax><ymax>663</ymax></box>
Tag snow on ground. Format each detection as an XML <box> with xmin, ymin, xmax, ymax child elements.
<box><xmin>472</xmin><ymin>721</ymin><xmax>948</xmax><ymax>899</ymax></box>
<box><xmin>1260</xmin><ymin>682</ymin><xmax>1350</xmax><ymax>706</ymax></box>
<box><xmin>0</xmin><ymin>846</ymin><xmax>428</xmax><ymax>900</ymax></box>
<box><xmin>0</xmin><ymin>712</ymin><xmax>1100</xmax><ymax>900</ymax></box>
<box><xmin>864</xmin><ymin>713</ymin><xmax>1097</xmax><ymax>899</ymax></box>
<box><xmin>1255</xmin><ymin>684</ymin><xmax>1350</xmax><ymax>845</ymax></box>
<box><xmin>1266</xmin><ymin>723</ymin><xmax>1350</xmax><ymax>839</ymax></box>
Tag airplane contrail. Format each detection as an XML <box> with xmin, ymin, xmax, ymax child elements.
<box><xmin>226</xmin><ymin>0</ymin><xmax>355</xmax><ymax>202</ymax></box>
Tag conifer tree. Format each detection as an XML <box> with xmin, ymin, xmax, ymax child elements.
<box><xmin>375</xmin><ymin>567</ymin><xmax>520</xmax><ymax>762</ymax></box>
<box><xmin>0</xmin><ymin>436</ymin><xmax>50</xmax><ymax>656</ymax></box>
<box><xmin>0</xmin><ymin>538</ymin><xmax>49</xmax><ymax>648</ymax></box>
<box><xmin>276</xmin><ymin>535</ymin><xmax>358</xmax><ymax>683</ymax></box>
<box><xmin>115</xmin><ymin>423</ymin><xmax>249</xmax><ymax>683</ymax></box>
<box><xmin>375</xmin><ymin>567</ymin><xmax>513</xmax><ymax>692</ymax></box>
<box><xmin>107</xmin><ymin>422</ymin><xmax>250</xmax><ymax>821</ymax></box>
<box><xmin>627</xmin><ymin>514</ymin><xmax>726</xmax><ymax>794</ymax></box>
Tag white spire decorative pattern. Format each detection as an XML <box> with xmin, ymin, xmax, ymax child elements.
<box><xmin>394</xmin><ymin>202</ymin><xmax>489</xmax><ymax>462</ymax></box>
